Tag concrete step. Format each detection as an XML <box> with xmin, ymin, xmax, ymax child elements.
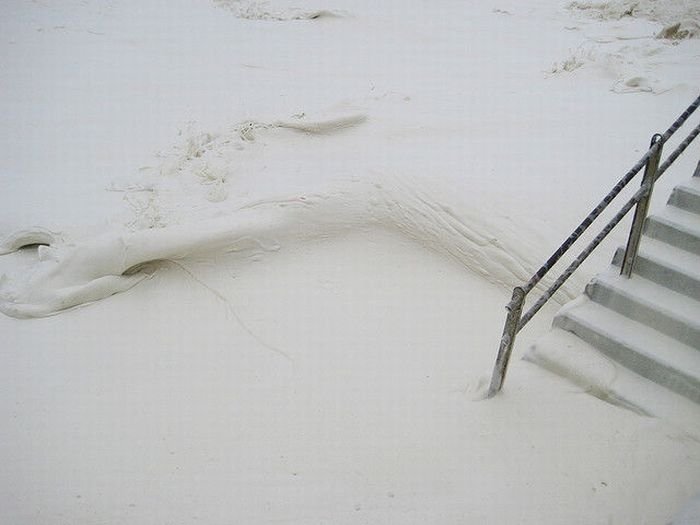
<box><xmin>553</xmin><ymin>298</ymin><xmax>700</xmax><ymax>404</ymax></box>
<box><xmin>644</xmin><ymin>207</ymin><xmax>700</xmax><ymax>256</ymax></box>
<box><xmin>525</xmin><ymin>328</ymin><xmax>700</xmax><ymax>420</ymax></box>
<box><xmin>612</xmin><ymin>238</ymin><xmax>700</xmax><ymax>300</ymax></box>
<box><xmin>668</xmin><ymin>177</ymin><xmax>700</xmax><ymax>215</ymax></box>
<box><xmin>585</xmin><ymin>270</ymin><xmax>700</xmax><ymax>349</ymax></box>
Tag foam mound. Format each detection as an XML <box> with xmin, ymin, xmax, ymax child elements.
<box><xmin>656</xmin><ymin>20</ymin><xmax>700</xmax><ymax>40</ymax></box>
<box><xmin>0</xmin><ymin>110</ymin><xmax>574</xmax><ymax>318</ymax></box>
<box><xmin>214</xmin><ymin>0</ymin><xmax>343</xmax><ymax>21</ymax></box>
<box><xmin>569</xmin><ymin>0</ymin><xmax>700</xmax><ymax>39</ymax></box>
<box><xmin>0</xmin><ymin>179</ymin><xmax>545</xmax><ymax>318</ymax></box>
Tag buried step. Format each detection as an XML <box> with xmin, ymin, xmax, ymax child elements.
<box><xmin>553</xmin><ymin>298</ymin><xmax>700</xmax><ymax>404</ymax></box>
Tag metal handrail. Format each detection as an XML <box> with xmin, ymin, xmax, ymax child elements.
<box><xmin>487</xmin><ymin>94</ymin><xmax>700</xmax><ymax>398</ymax></box>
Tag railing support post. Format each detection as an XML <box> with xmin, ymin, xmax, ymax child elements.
<box><xmin>621</xmin><ymin>134</ymin><xmax>664</xmax><ymax>277</ymax></box>
<box><xmin>487</xmin><ymin>286</ymin><xmax>526</xmax><ymax>398</ymax></box>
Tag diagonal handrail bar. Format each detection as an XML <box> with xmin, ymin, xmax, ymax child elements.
<box><xmin>522</xmin><ymin>119</ymin><xmax>700</xmax><ymax>327</ymax></box>
<box><xmin>521</xmin><ymin>95</ymin><xmax>700</xmax><ymax>296</ymax></box>
<box><xmin>518</xmin><ymin>184</ymin><xmax>649</xmax><ymax>330</ymax></box>
<box><xmin>656</xmin><ymin>121</ymin><xmax>700</xmax><ymax>180</ymax></box>
<box><xmin>486</xmin><ymin>94</ymin><xmax>700</xmax><ymax>398</ymax></box>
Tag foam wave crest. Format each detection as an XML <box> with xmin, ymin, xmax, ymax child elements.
<box><xmin>0</xmin><ymin>111</ymin><xmax>566</xmax><ymax>318</ymax></box>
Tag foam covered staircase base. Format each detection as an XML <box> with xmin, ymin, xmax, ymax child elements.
<box><xmin>525</xmin><ymin>329</ymin><xmax>700</xmax><ymax>421</ymax></box>
<box><xmin>552</xmin><ymin>297</ymin><xmax>700</xmax><ymax>404</ymax></box>
<box><xmin>529</xmin><ymin>170</ymin><xmax>700</xmax><ymax>406</ymax></box>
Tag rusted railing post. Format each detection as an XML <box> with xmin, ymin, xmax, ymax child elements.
<box><xmin>487</xmin><ymin>286</ymin><xmax>526</xmax><ymax>397</ymax></box>
<box><xmin>621</xmin><ymin>134</ymin><xmax>664</xmax><ymax>277</ymax></box>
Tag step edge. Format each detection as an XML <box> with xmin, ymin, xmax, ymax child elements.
<box><xmin>554</xmin><ymin>307</ymin><xmax>700</xmax><ymax>402</ymax></box>
<box><xmin>613</xmin><ymin>240</ymin><xmax>700</xmax><ymax>281</ymax></box>
<box><xmin>588</xmin><ymin>272</ymin><xmax>700</xmax><ymax>324</ymax></box>
<box><xmin>585</xmin><ymin>278</ymin><xmax>700</xmax><ymax>348</ymax></box>
<box><xmin>555</xmin><ymin>300</ymin><xmax>700</xmax><ymax>377</ymax></box>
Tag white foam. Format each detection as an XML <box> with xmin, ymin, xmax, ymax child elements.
<box><xmin>0</xmin><ymin>174</ymin><xmax>554</xmax><ymax>318</ymax></box>
<box><xmin>215</xmin><ymin>0</ymin><xmax>343</xmax><ymax>21</ymax></box>
<box><xmin>569</xmin><ymin>0</ymin><xmax>700</xmax><ymax>30</ymax></box>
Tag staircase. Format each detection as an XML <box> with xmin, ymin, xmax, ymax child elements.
<box><xmin>544</xmin><ymin>165</ymin><xmax>700</xmax><ymax>404</ymax></box>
